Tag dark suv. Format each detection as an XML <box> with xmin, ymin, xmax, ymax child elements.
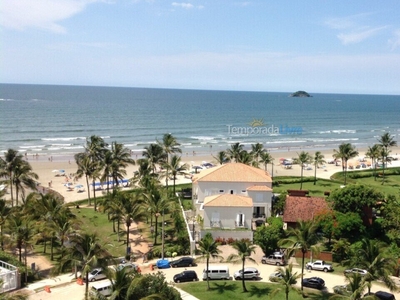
<box><xmin>365</xmin><ymin>291</ymin><xmax>396</xmax><ymax>300</ymax></box>
<box><xmin>170</xmin><ymin>257</ymin><xmax>197</xmax><ymax>268</ymax></box>
<box><xmin>173</xmin><ymin>270</ymin><xmax>198</xmax><ymax>283</ymax></box>
<box><xmin>302</xmin><ymin>277</ymin><xmax>325</xmax><ymax>290</ymax></box>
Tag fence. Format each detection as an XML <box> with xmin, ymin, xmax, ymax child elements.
<box><xmin>0</xmin><ymin>260</ymin><xmax>19</xmax><ymax>293</ymax></box>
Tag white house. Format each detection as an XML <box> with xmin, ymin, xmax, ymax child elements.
<box><xmin>192</xmin><ymin>163</ymin><xmax>273</xmax><ymax>239</ymax></box>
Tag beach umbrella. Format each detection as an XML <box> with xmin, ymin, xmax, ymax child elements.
<box><xmin>75</xmin><ymin>184</ymin><xmax>84</xmax><ymax>189</ymax></box>
<box><xmin>52</xmin><ymin>169</ymin><xmax>59</xmax><ymax>172</ymax></box>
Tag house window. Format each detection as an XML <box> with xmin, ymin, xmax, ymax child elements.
<box><xmin>211</xmin><ymin>212</ymin><xmax>220</xmax><ymax>227</ymax></box>
<box><xmin>236</xmin><ymin>213</ymin><xmax>245</xmax><ymax>227</ymax></box>
<box><xmin>241</xmin><ymin>190</ymin><xmax>246</xmax><ymax>193</ymax></box>
<box><xmin>219</xmin><ymin>189</ymin><xmax>224</xmax><ymax>193</ymax></box>
<box><xmin>230</xmin><ymin>190</ymin><xmax>234</xmax><ymax>194</ymax></box>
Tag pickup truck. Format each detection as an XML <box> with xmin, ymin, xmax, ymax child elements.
<box><xmin>305</xmin><ymin>260</ymin><xmax>334</xmax><ymax>272</ymax></box>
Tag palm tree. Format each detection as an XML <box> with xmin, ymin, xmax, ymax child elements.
<box><xmin>272</xmin><ymin>264</ymin><xmax>301</xmax><ymax>300</ymax></box>
<box><xmin>213</xmin><ymin>151</ymin><xmax>229</xmax><ymax>165</ymax></box>
<box><xmin>313</xmin><ymin>151</ymin><xmax>326</xmax><ymax>185</ymax></box>
<box><xmin>352</xmin><ymin>239</ymin><xmax>397</xmax><ymax>295</ymax></box>
<box><xmin>227</xmin><ymin>239</ymin><xmax>257</xmax><ymax>292</ymax></box>
<box><xmin>12</xmin><ymin>160</ymin><xmax>38</xmax><ymax>206</ymax></box>
<box><xmin>25</xmin><ymin>193</ymin><xmax>73</xmax><ymax>260</ymax></box>
<box><xmin>259</xmin><ymin>151</ymin><xmax>274</xmax><ymax>172</ymax></box>
<box><xmin>196</xmin><ymin>233</ymin><xmax>222</xmax><ymax>290</ymax></box>
<box><xmin>379</xmin><ymin>147</ymin><xmax>392</xmax><ymax>185</ymax></box>
<box><xmin>279</xmin><ymin>220</ymin><xmax>321</xmax><ymax>291</ymax></box>
<box><xmin>0</xmin><ymin>149</ymin><xmax>24</xmax><ymax>207</ymax></box>
<box><xmin>75</xmin><ymin>152</ymin><xmax>98</xmax><ymax>206</ymax></box>
<box><xmin>226</xmin><ymin>142</ymin><xmax>244</xmax><ymax>163</ymax></box>
<box><xmin>333</xmin><ymin>143</ymin><xmax>359</xmax><ymax>185</ymax></box>
<box><xmin>108</xmin><ymin>267</ymin><xmax>136</xmax><ymax>300</ymax></box>
<box><xmin>118</xmin><ymin>192</ymin><xmax>145</xmax><ymax>255</ymax></box>
<box><xmin>100</xmin><ymin>189</ymin><xmax>123</xmax><ymax>233</ymax></box>
<box><xmin>250</xmin><ymin>143</ymin><xmax>264</xmax><ymax>167</ymax></box>
<box><xmin>237</xmin><ymin>150</ymin><xmax>253</xmax><ymax>165</ymax></box>
<box><xmin>8</xmin><ymin>211</ymin><xmax>32</xmax><ymax>263</ymax></box>
<box><xmin>142</xmin><ymin>144</ymin><xmax>166</xmax><ymax>174</ymax></box>
<box><xmin>158</xmin><ymin>133</ymin><xmax>181</xmax><ymax>191</ymax></box>
<box><xmin>378</xmin><ymin>132</ymin><xmax>397</xmax><ymax>158</ymax></box>
<box><xmin>143</xmin><ymin>182</ymin><xmax>170</xmax><ymax>245</ymax></box>
<box><xmin>62</xmin><ymin>232</ymin><xmax>111</xmax><ymax>299</ymax></box>
<box><xmin>0</xmin><ymin>199</ymin><xmax>11</xmax><ymax>251</ymax></box>
<box><xmin>102</xmin><ymin>150</ymin><xmax>114</xmax><ymax>193</ymax></box>
<box><xmin>109</xmin><ymin>142</ymin><xmax>135</xmax><ymax>188</ymax></box>
<box><xmin>329</xmin><ymin>273</ymin><xmax>375</xmax><ymax>300</ymax></box>
<box><xmin>85</xmin><ymin>135</ymin><xmax>108</xmax><ymax>162</ymax></box>
<box><xmin>292</xmin><ymin>151</ymin><xmax>313</xmax><ymax>190</ymax></box>
<box><xmin>164</xmin><ymin>155</ymin><xmax>188</xmax><ymax>195</ymax></box>
<box><xmin>365</xmin><ymin>144</ymin><xmax>381</xmax><ymax>180</ymax></box>
<box><xmin>131</xmin><ymin>159</ymin><xmax>157</xmax><ymax>188</ymax></box>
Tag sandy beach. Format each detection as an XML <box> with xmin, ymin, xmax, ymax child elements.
<box><xmin>4</xmin><ymin>145</ymin><xmax>399</xmax><ymax>205</ymax></box>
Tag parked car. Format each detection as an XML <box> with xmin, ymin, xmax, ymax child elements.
<box><xmin>234</xmin><ymin>267</ymin><xmax>260</xmax><ymax>280</ymax></box>
<box><xmin>85</xmin><ymin>268</ymin><xmax>107</xmax><ymax>282</ymax></box>
<box><xmin>173</xmin><ymin>270</ymin><xmax>198</xmax><ymax>283</ymax></box>
<box><xmin>202</xmin><ymin>265</ymin><xmax>230</xmax><ymax>280</ymax></box>
<box><xmin>170</xmin><ymin>257</ymin><xmax>197</xmax><ymax>268</ymax></box>
<box><xmin>302</xmin><ymin>277</ymin><xmax>325</xmax><ymax>290</ymax></box>
<box><xmin>156</xmin><ymin>259</ymin><xmax>170</xmax><ymax>269</ymax></box>
<box><xmin>268</xmin><ymin>271</ymin><xmax>295</xmax><ymax>283</ymax></box>
<box><xmin>261</xmin><ymin>253</ymin><xmax>286</xmax><ymax>266</ymax></box>
<box><xmin>365</xmin><ymin>291</ymin><xmax>396</xmax><ymax>300</ymax></box>
<box><xmin>333</xmin><ymin>284</ymin><xmax>352</xmax><ymax>296</ymax></box>
<box><xmin>116</xmin><ymin>262</ymin><xmax>138</xmax><ymax>271</ymax></box>
<box><xmin>305</xmin><ymin>260</ymin><xmax>334</xmax><ymax>272</ymax></box>
<box><xmin>344</xmin><ymin>268</ymin><xmax>368</xmax><ymax>276</ymax></box>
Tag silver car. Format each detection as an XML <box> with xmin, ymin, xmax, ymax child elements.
<box><xmin>87</xmin><ymin>268</ymin><xmax>107</xmax><ymax>282</ymax></box>
<box><xmin>234</xmin><ymin>267</ymin><xmax>260</xmax><ymax>280</ymax></box>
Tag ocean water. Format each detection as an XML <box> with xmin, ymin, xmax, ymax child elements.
<box><xmin>0</xmin><ymin>84</ymin><xmax>399</xmax><ymax>159</ymax></box>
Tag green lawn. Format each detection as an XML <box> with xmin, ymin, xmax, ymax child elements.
<box><xmin>272</xmin><ymin>178</ymin><xmax>342</xmax><ymax>196</ymax></box>
<box><xmin>272</xmin><ymin>172</ymin><xmax>400</xmax><ymax>196</ymax></box>
<box><xmin>74</xmin><ymin>206</ymin><xmax>128</xmax><ymax>257</ymax></box>
<box><xmin>351</xmin><ymin>175</ymin><xmax>400</xmax><ymax>196</ymax></box>
<box><xmin>179</xmin><ymin>281</ymin><xmax>331</xmax><ymax>300</ymax></box>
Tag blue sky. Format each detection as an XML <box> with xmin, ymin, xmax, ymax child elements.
<box><xmin>1</xmin><ymin>0</ymin><xmax>400</xmax><ymax>94</ymax></box>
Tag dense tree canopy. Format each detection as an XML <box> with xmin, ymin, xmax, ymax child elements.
<box><xmin>328</xmin><ymin>184</ymin><xmax>383</xmax><ymax>215</ymax></box>
<box><xmin>254</xmin><ymin>217</ymin><xmax>284</xmax><ymax>256</ymax></box>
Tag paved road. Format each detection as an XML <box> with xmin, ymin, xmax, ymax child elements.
<box><xmin>27</xmin><ymin>259</ymin><xmax>400</xmax><ymax>299</ymax></box>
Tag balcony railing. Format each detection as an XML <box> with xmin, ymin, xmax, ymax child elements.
<box><xmin>252</xmin><ymin>213</ymin><xmax>266</xmax><ymax>219</ymax></box>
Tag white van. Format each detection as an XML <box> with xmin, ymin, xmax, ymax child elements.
<box><xmin>202</xmin><ymin>265</ymin><xmax>230</xmax><ymax>280</ymax></box>
<box><xmin>89</xmin><ymin>280</ymin><xmax>112</xmax><ymax>297</ymax></box>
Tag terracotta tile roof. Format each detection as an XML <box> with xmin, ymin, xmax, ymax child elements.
<box><xmin>192</xmin><ymin>163</ymin><xmax>272</xmax><ymax>183</ymax></box>
<box><xmin>203</xmin><ymin>194</ymin><xmax>253</xmax><ymax>207</ymax></box>
<box><xmin>247</xmin><ymin>185</ymin><xmax>273</xmax><ymax>191</ymax></box>
<box><xmin>283</xmin><ymin>196</ymin><xmax>329</xmax><ymax>223</ymax></box>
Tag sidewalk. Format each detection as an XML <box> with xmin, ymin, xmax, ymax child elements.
<box><xmin>25</xmin><ymin>272</ymin><xmax>77</xmax><ymax>293</ymax></box>
<box><xmin>24</xmin><ymin>269</ymin><xmax>199</xmax><ymax>300</ymax></box>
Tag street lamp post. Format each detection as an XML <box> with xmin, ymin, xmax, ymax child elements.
<box><xmin>161</xmin><ymin>209</ymin><xmax>165</xmax><ymax>260</ymax></box>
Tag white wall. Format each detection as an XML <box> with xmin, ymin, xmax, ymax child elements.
<box><xmin>203</xmin><ymin>206</ymin><xmax>252</xmax><ymax>229</ymax></box>
<box><xmin>200</xmin><ymin>230</ymin><xmax>254</xmax><ymax>242</ymax></box>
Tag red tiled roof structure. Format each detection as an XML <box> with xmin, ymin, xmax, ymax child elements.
<box><xmin>283</xmin><ymin>195</ymin><xmax>329</xmax><ymax>223</ymax></box>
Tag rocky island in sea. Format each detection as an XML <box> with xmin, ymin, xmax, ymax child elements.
<box><xmin>290</xmin><ymin>90</ymin><xmax>311</xmax><ymax>97</ymax></box>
